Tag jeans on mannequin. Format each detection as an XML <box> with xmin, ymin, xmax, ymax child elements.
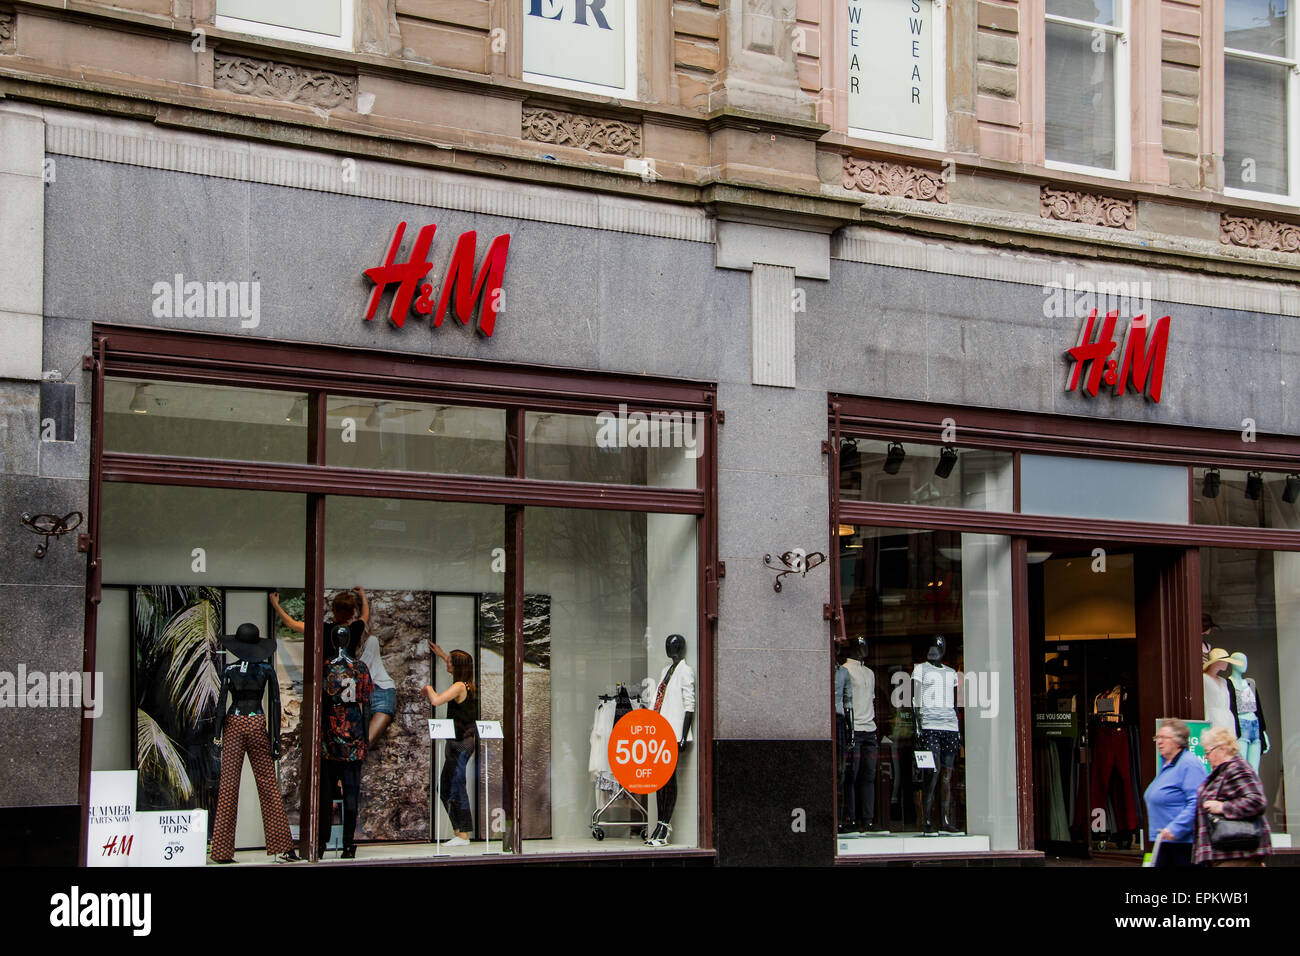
<box><xmin>844</xmin><ymin>730</ymin><xmax>878</xmax><ymax>828</ymax></box>
<box><xmin>1238</xmin><ymin>713</ymin><xmax>1262</xmax><ymax>771</ymax></box>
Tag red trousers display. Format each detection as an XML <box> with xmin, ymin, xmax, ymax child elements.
<box><xmin>211</xmin><ymin>713</ymin><xmax>294</xmax><ymax>861</ymax></box>
<box><xmin>1089</xmin><ymin>724</ymin><xmax>1138</xmax><ymax>832</ymax></box>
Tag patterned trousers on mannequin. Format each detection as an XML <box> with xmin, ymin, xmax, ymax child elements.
<box><xmin>211</xmin><ymin>714</ymin><xmax>293</xmax><ymax>861</ymax></box>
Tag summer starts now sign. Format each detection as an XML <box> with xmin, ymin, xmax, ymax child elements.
<box><xmin>846</xmin><ymin>0</ymin><xmax>935</xmax><ymax>142</ymax></box>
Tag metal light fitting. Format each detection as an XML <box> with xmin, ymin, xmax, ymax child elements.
<box><xmin>20</xmin><ymin>511</ymin><xmax>84</xmax><ymax>559</ymax></box>
<box><xmin>763</xmin><ymin>548</ymin><xmax>826</xmax><ymax>592</ymax></box>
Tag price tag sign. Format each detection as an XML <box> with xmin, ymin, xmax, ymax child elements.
<box><xmin>607</xmin><ymin>710</ymin><xmax>678</xmax><ymax>794</ymax></box>
<box><xmin>428</xmin><ymin>719</ymin><xmax>455</xmax><ymax>740</ymax></box>
<box><xmin>476</xmin><ymin>720</ymin><xmax>504</xmax><ymax>740</ymax></box>
<box><xmin>914</xmin><ymin>750</ymin><xmax>936</xmax><ymax>770</ymax></box>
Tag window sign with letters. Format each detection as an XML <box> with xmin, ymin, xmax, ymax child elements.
<box><xmin>846</xmin><ymin>0</ymin><xmax>941</xmax><ymax>146</ymax></box>
<box><xmin>523</xmin><ymin>0</ymin><xmax>636</xmax><ymax>97</ymax></box>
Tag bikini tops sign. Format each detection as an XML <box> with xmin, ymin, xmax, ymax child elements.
<box><xmin>1065</xmin><ymin>309</ymin><xmax>1172</xmax><ymax>404</ymax></box>
<box><xmin>363</xmin><ymin>222</ymin><xmax>510</xmax><ymax>336</ymax></box>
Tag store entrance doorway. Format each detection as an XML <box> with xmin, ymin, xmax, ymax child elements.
<box><xmin>1028</xmin><ymin>543</ymin><xmax>1167</xmax><ymax>861</ymax></box>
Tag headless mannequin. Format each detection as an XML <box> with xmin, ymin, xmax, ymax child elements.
<box><xmin>912</xmin><ymin>638</ymin><xmax>960</xmax><ymax>835</ymax></box>
<box><xmin>648</xmin><ymin>634</ymin><xmax>694</xmax><ymax>846</ymax></box>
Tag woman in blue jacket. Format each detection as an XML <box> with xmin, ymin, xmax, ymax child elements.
<box><xmin>1143</xmin><ymin>718</ymin><xmax>1206</xmax><ymax>866</ymax></box>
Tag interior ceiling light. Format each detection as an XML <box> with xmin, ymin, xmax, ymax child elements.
<box><xmin>935</xmin><ymin>445</ymin><xmax>958</xmax><ymax>479</ymax></box>
<box><xmin>365</xmin><ymin>403</ymin><xmax>384</xmax><ymax>429</ymax></box>
<box><xmin>1027</xmin><ymin>551</ymin><xmax>1053</xmax><ymax>564</ymax></box>
<box><xmin>285</xmin><ymin>397</ymin><xmax>307</xmax><ymax>423</ymax></box>
<box><xmin>1245</xmin><ymin>471</ymin><xmax>1263</xmax><ymax>501</ymax></box>
<box><xmin>1202</xmin><ymin>469</ymin><xmax>1221</xmax><ymax>499</ymax></box>
<box><xmin>883</xmin><ymin>442</ymin><xmax>906</xmax><ymax>475</ymax></box>
<box><xmin>427</xmin><ymin>406</ymin><xmax>448</xmax><ymax>435</ymax></box>
<box><xmin>129</xmin><ymin>384</ymin><xmax>149</xmax><ymax>414</ymax></box>
<box><xmin>838</xmin><ymin>524</ymin><xmax>855</xmax><ymax>537</ymax></box>
<box><xmin>1284</xmin><ymin>474</ymin><xmax>1300</xmax><ymax>504</ymax></box>
<box><xmin>840</xmin><ymin>439</ymin><xmax>861</xmax><ymax>471</ymax></box>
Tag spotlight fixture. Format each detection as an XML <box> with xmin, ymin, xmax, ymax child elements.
<box><xmin>838</xmin><ymin>524</ymin><xmax>855</xmax><ymax>537</ymax></box>
<box><xmin>1284</xmin><ymin>474</ymin><xmax>1300</xmax><ymax>504</ymax></box>
<box><xmin>883</xmin><ymin>442</ymin><xmax>906</xmax><ymax>475</ymax></box>
<box><xmin>935</xmin><ymin>445</ymin><xmax>958</xmax><ymax>479</ymax></box>
<box><xmin>840</xmin><ymin>439</ymin><xmax>861</xmax><ymax>472</ymax></box>
<box><xmin>129</xmin><ymin>384</ymin><xmax>149</xmax><ymax>414</ymax></box>
<box><xmin>427</xmin><ymin>406</ymin><xmax>448</xmax><ymax>435</ymax></box>
<box><xmin>365</xmin><ymin>403</ymin><xmax>384</xmax><ymax>429</ymax></box>
<box><xmin>1202</xmin><ymin>469</ymin><xmax>1220</xmax><ymax>499</ymax></box>
<box><xmin>285</xmin><ymin>397</ymin><xmax>307</xmax><ymax>423</ymax></box>
<box><xmin>1245</xmin><ymin>471</ymin><xmax>1263</xmax><ymax>501</ymax></box>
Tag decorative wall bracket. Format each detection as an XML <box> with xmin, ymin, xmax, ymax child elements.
<box><xmin>20</xmin><ymin>511</ymin><xmax>83</xmax><ymax>559</ymax></box>
<box><xmin>763</xmin><ymin>549</ymin><xmax>826</xmax><ymax>592</ymax></box>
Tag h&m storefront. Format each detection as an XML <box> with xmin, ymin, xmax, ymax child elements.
<box><xmin>19</xmin><ymin>108</ymin><xmax>1300</xmax><ymax>867</ymax></box>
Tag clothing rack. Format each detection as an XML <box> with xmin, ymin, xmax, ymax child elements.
<box><xmin>589</xmin><ymin>685</ymin><xmax>649</xmax><ymax>842</ymax></box>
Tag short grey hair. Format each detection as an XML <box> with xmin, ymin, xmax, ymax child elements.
<box><xmin>1201</xmin><ymin>725</ymin><xmax>1241</xmax><ymax>757</ymax></box>
<box><xmin>1158</xmin><ymin>718</ymin><xmax>1190</xmax><ymax>750</ymax></box>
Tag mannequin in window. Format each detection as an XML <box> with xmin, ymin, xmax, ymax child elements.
<box><xmin>1201</xmin><ymin>613</ymin><xmax>1219</xmax><ymax>666</ymax></box>
<box><xmin>1226</xmin><ymin>652</ymin><xmax>1269</xmax><ymax>770</ymax></box>
<box><xmin>911</xmin><ymin>636</ymin><xmax>961</xmax><ymax>835</ymax></box>
<box><xmin>210</xmin><ymin>623</ymin><xmax>297</xmax><ymax>864</ymax></box>
<box><xmin>842</xmin><ymin>636</ymin><xmax>879</xmax><ymax>832</ymax></box>
<box><xmin>645</xmin><ymin>634</ymin><xmax>694</xmax><ymax>847</ymax></box>
<box><xmin>1203</xmin><ymin>648</ymin><xmax>1239</xmax><ymax>737</ymax></box>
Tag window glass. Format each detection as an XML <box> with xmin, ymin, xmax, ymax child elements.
<box><xmin>845</xmin><ymin>0</ymin><xmax>938</xmax><ymax>143</ymax></box>
<box><xmin>1226</xmin><ymin>0</ymin><xmax>1289</xmax><ymax>56</ymax></box>
<box><xmin>524</xmin><ymin>508</ymin><xmax>698</xmax><ymax>853</ymax></box>
<box><xmin>322</xmin><ymin>497</ymin><xmax>504</xmax><ymax>857</ymax></box>
<box><xmin>1225</xmin><ymin>57</ymin><xmax>1290</xmax><ymax>195</ymax></box>
<box><xmin>105</xmin><ymin>379</ymin><xmax>309</xmax><ymax>464</ymax></box>
<box><xmin>1047</xmin><ymin>0</ymin><xmax>1116</xmax><ymax>25</ymax></box>
<box><xmin>1020</xmin><ymin>454</ymin><xmax>1189</xmax><ymax>524</ymax></box>
<box><xmin>525</xmin><ymin>410</ymin><xmax>701</xmax><ymax>488</ymax></box>
<box><xmin>100</xmin><ymin>485</ymin><xmax>306</xmax><ymax>860</ymax></box>
<box><xmin>522</xmin><ymin>0</ymin><xmax>634</xmax><ymax>96</ymax></box>
<box><xmin>1045</xmin><ymin>19</ymin><xmax>1119</xmax><ymax>169</ymax></box>
<box><xmin>839</xmin><ymin>439</ymin><xmax>1013</xmax><ymax>511</ymax></box>
<box><xmin>1194</xmin><ymin>468</ymin><xmax>1300</xmax><ymax>530</ymax></box>
<box><xmin>325</xmin><ymin>397</ymin><xmax>507</xmax><ymax>476</ymax></box>
<box><xmin>1201</xmin><ymin>545</ymin><xmax>1299</xmax><ymax>853</ymax></box>
<box><xmin>836</xmin><ymin>528</ymin><xmax>1017</xmax><ymax>856</ymax></box>
<box><xmin>217</xmin><ymin>0</ymin><xmax>344</xmax><ymax>38</ymax></box>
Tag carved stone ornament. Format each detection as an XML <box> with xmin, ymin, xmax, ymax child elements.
<box><xmin>0</xmin><ymin>11</ymin><xmax>15</xmax><ymax>47</ymax></box>
<box><xmin>842</xmin><ymin>157</ymin><xmax>948</xmax><ymax>204</ymax></box>
<box><xmin>1220</xmin><ymin>214</ymin><xmax>1300</xmax><ymax>254</ymax></box>
<box><xmin>214</xmin><ymin>54</ymin><xmax>357</xmax><ymax>110</ymax></box>
<box><xmin>1040</xmin><ymin>186</ymin><xmax>1136</xmax><ymax>230</ymax></box>
<box><xmin>521</xmin><ymin>107</ymin><xmax>643</xmax><ymax>157</ymax></box>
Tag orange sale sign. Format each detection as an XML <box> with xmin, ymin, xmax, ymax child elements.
<box><xmin>607</xmin><ymin>710</ymin><xmax>678</xmax><ymax>794</ymax></box>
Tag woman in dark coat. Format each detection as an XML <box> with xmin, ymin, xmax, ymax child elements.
<box><xmin>1193</xmin><ymin>725</ymin><xmax>1272</xmax><ymax>867</ymax></box>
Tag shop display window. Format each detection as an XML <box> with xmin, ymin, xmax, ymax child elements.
<box><xmin>835</xmin><ymin>527</ymin><xmax>1017</xmax><ymax>856</ymax></box>
<box><xmin>1201</xmin><ymin>546</ymin><xmax>1299</xmax><ymax>851</ymax></box>
<box><xmin>525</xmin><ymin>410</ymin><xmax>702</xmax><ymax>489</ymax></box>
<box><xmin>1194</xmin><ymin>467</ymin><xmax>1300</xmax><ymax>530</ymax></box>
<box><xmin>838</xmin><ymin>439</ymin><xmax>1012</xmax><ymax>511</ymax></box>
<box><xmin>325</xmin><ymin>398</ymin><xmax>506</xmax><ymax>476</ymax></box>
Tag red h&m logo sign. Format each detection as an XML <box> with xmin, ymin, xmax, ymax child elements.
<box><xmin>364</xmin><ymin>222</ymin><xmax>510</xmax><ymax>336</ymax></box>
<box><xmin>1065</xmin><ymin>309</ymin><xmax>1171</xmax><ymax>403</ymax></box>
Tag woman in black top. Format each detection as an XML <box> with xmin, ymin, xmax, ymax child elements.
<box><xmin>424</xmin><ymin>643</ymin><xmax>479</xmax><ymax>846</ymax></box>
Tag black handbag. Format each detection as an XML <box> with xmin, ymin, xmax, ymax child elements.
<box><xmin>1207</xmin><ymin>813</ymin><xmax>1263</xmax><ymax>852</ymax></box>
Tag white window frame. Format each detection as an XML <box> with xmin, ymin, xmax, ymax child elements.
<box><xmin>215</xmin><ymin>1</ymin><xmax>354</xmax><ymax>53</ymax></box>
<box><xmin>1223</xmin><ymin>6</ymin><xmax>1300</xmax><ymax>204</ymax></box>
<box><xmin>1044</xmin><ymin>2</ymin><xmax>1131</xmax><ymax>181</ymax></box>
<box><xmin>845</xmin><ymin>0</ymin><xmax>948</xmax><ymax>152</ymax></box>
<box><xmin>521</xmin><ymin>0</ymin><xmax>639</xmax><ymax>100</ymax></box>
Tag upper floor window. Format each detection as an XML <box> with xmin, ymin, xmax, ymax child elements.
<box><xmin>844</xmin><ymin>0</ymin><xmax>946</xmax><ymax>150</ymax></box>
<box><xmin>522</xmin><ymin>0</ymin><xmax>638</xmax><ymax>99</ymax></box>
<box><xmin>1224</xmin><ymin>0</ymin><xmax>1295</xmax><ymax>200</ymax></box>
<box><xmin>215</xmin><ymin>0</ymin><xmax>354</xmax><ymax>52</ymax></box>
<box><xmin>1045</xmin><ymin>0</ymin><xmax>1129</xmax><ymax>178</ymax></box>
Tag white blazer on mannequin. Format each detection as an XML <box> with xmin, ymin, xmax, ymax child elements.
<box><xmin>650</xmin><ymin>661</ymin><xmax>695</xmax><ymax>743</ymax></box>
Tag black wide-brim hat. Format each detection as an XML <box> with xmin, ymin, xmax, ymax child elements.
<box><xmin>222</xmin><ymin>622</ymin><xmax>277</xmax><ymax>662</ymax></box>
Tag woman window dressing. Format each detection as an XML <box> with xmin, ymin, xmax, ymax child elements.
<box><xmin>1143</xmin><ymin>718</ymin><xmax>1205</xmax><ymax>867</ymax></box>
<box><xmin>424</xmin><ymin>643</ymin><xmax>479</xmax><ymax>847</ymax></box>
